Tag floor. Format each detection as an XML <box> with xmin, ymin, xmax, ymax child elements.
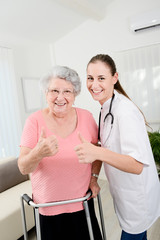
<box><xmin>22</xmin><ymin>179</ymin><xmax>160</xmax><ymax>240</ymax></box>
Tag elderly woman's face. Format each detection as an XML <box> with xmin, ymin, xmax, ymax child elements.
<box><xmin>46</xmin><ymin>78</ymin><xmax>75</xmax><ymax>115</ymax></box>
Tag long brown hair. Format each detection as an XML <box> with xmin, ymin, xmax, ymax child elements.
<box><xmin>87</xmin><ymin>54</ymin><xmax>149</xmax><ymax>127</ymax></box>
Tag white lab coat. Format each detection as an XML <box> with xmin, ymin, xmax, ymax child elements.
<box><xmin>101</xmin><ymin>90</ymin><xmax>160</xmax><ymax>234</ymax></box>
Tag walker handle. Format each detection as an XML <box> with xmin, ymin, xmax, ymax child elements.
<box><xmin>22</xmin><ymin>194</ymin><xmax>33</xmax><ymax>205</ymax></box>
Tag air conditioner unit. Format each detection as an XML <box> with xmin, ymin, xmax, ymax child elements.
<box><xmin>130</xmin><ymin>9</ymin><xmax>160</xmax><ymax>32</ymax></box>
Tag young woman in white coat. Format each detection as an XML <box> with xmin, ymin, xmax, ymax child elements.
<box><xmin>75</xmin><ymin>54</ymin><xmax>160</xmax><ymax>240</ymax></box>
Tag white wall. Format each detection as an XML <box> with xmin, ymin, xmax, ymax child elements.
<box><xmin>11</xmin><ymin>43</ymin><xmax>52</xmax><ymax>128</ymax></box>
<box><xmin>53</xmin><ymin>0</ymin><xmax>160</xmax><ymax>123</ymax></box>
<box><xmin>53</xmin><ymin>0</ymin><xmax>160</xmax><ymax>179</ymax></box>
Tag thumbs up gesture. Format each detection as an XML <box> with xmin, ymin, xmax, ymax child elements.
<box><xmin>36</xmin><ymin>127</ymin><xmax>59</xmax><ymax>158</ymax></box>
<box><xmin>74</xmin><ymin>132</ymin><xmax>97</xmax><ymax>164</ymax></box>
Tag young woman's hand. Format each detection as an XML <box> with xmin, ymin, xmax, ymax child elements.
<box><xmin>74</xmin><ymin>132</ymin><xmax>98</xmax><ymax>164</ymax></box>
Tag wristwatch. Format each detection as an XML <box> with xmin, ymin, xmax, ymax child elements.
<box><xmin>91</xmin><ymin>173</ymin><xmax>99</xmax><ymax>178</ymax></box>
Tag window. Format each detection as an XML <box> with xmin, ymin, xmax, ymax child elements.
<box><xmin>115</xmin><ymin>43</ymin><xmax>160</xmax><ymax>128</ymax></box>
<box><xmin>0</xmin><ymin>46</ymin><xmax>22</xmax><ymax>158</ymax></box>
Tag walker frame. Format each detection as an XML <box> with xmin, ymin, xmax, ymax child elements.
<box><xmin>20</xmin><ymin>191</ymin><xmax>107</xmax><ymax>240</ymax></box>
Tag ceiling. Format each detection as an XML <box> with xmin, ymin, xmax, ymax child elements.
<box><xmin>0</xmin><ymin>0</ymin><xmax>113</xmax><ymax>44</ymax></box>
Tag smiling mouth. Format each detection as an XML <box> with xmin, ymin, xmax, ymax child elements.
<box><xmin>91</xmin><ymin>89</ymin><xmax>103</xmax><ymax>95</ymax></box>
<box><xmin>55</xmin><ymin>103</ymin><xmax>66</xmax><ymax>106</ymax></box>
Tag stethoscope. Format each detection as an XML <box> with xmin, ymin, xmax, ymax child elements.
<box><xmin>98</xmin><ymin>93</ymin><xmax>115</xmax><ymax>142</ymax></box>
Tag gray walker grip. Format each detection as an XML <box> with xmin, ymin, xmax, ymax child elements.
<box><xmin>20</xmin><ymin>191</ymin><xmax>107</xmax><ymax>240</ymax></box>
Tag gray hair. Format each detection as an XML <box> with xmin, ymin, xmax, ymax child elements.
<box><xmin>40</xmin><ymin>65</ymin><xmax>81</xmax><ymax>96</ymax></box>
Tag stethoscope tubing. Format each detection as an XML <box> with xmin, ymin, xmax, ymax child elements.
<box><xmin>98</xmin><ymin>93</ymin><xmax>115</xmax><ymax>142</ymax></box>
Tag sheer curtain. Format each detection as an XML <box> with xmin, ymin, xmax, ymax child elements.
<box><xmin>115</xmin><ymin>43</ymin><xmax>160</xmax><ymax>130</ymax></box>
<box><xmin>0</xmin><ymin>46</ymin><xmax>22</xmax><ymax>158</ymax></box>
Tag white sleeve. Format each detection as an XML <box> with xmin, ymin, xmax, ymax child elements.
<box><xmin>118</xmin><ymin>104</ymin><xmax>150</xmax><ymax>165</ymax></box>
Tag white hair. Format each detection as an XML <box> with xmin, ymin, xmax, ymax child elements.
<box><xmin>39</xmin><ymin>65</ymin><xmax>81</xmax><ymax>96</ymax></box>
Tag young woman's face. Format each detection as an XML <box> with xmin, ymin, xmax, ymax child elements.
<box><xmin>46</xmin><ymin>78</ymin><xmax>75</xmax><ymax>116</ymax></box>
<box><xmin>87</xmin><ymin>61</ymin><xmax>118</xmax><ymax>105</ymax></box>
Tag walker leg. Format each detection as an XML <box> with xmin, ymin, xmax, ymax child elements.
<box><xmin>35</xmin><ymin>208</ymin><xmax>41</xmax><ymax>240</ymax></box>
<box><xmin>20</xmin><ymin>196</ymin><xmax>28</xmax><ymax>240</ymax></box>
<box><xmin>83</xmin><ymin>200</ymin><xmax>94</xmax><ymax>240</ymax></box>
<box><xmin>97</xmin><ymin>193</ymin><xmax>107</xmax><ymax>240</ymax></box>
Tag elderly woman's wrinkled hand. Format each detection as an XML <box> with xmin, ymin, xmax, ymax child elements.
<box><xmin>37</xmin><ymin>128</ymin><xmax>58</xmax><ymax>158</ymax></box>
<box><xmin>89</xmin><ymin>177</ymin><xmax>100</xmax><ymax>198</ymax></box>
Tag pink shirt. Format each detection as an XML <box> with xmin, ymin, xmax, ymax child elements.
<box><xmin>20</xmin><ymin>108</ymin><xmax>98</xmax><ymax>215</ymax></box>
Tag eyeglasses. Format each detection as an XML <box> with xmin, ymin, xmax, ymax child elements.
<box><xmin>47</xmin><ymin>88</ymin><xmax>74</xmax><ymax>97</ymax></box>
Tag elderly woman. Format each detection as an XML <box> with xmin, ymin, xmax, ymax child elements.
<box><xmin>18</xmin><ymin>66</ymin><xmax>102</xmax><ymax>240</ymax></box>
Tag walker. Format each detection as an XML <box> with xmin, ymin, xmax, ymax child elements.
<box><xmin>21</xmin><ymin>191</ymin><xmax>107</xmax><ymax>240</ymax></box>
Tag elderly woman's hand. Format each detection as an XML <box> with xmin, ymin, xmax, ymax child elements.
<box><xmin>36</xmin><ymin>128</ymin><xmax>59</xmax><ymax>158</ymax></box>
<box><xmin>89</xmin><ymin>177</ymin><xmax>100</xmax><ymax>198</ymax></box>
<box><xmin>18</xmin><ymin>128</ymin><xmax>59</xmax><ymax>175</ymax></box>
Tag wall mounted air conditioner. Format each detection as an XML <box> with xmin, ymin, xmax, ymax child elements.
<box><xmin>130</xmin><ymin>9</ymin><xmax>160</xmax><ymax>32</ymax></box>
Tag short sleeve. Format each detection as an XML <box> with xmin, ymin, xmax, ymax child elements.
<box><xmin>118</xmin><ymin>104</ymin><xmax>150</xmax><ymax>165</ymax></box>
<box><xmin>20</xmin><ymin>116</ymin><xmax>38</xmax><ymax>149</ymax></box>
